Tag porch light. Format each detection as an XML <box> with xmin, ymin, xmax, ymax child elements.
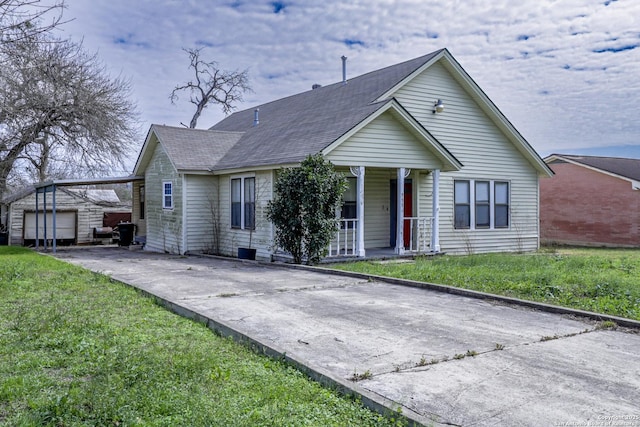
<box><xmin>433</xmin><ymin>99</ymin><xmax>444</xmax><ymax>114</ymax></box>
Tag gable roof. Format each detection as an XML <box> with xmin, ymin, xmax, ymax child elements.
<box><xmin>136</xmin><ymin>48</ymin><xmax>550</xmax><ymax>176</ymax></box>
<box><xmin>210</xmin><ymin>50</ymin><xmax>454</xmax><ymax>171</ymax></box>
<box><xmin>322</xmin><ymin>98</ymin><xmax>462</xmax><ymax>170</ymax></box>
<box><xmin>133</xmin><ymin>124</ymin><xmax>242</xmax><ymax>174</ymax></box>
<box><xmin>545</xmin><ymin>154</ymin><xmax>640</xmax><ymax>183</ymax></box>
<box><xmin>377</xmin><ymin>49</ymin><xmax>553</xmax><ymax>177</ymax></box>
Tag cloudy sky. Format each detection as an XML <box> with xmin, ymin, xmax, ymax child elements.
<box><xmin>58</xmin><ymin>0</ymin><xmax>640</xmax><ymax>161</ymax></box>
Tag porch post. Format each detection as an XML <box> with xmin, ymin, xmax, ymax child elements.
<box><xmin>395</xmin><ymin>167</ymin><xmax>405</xmax><ymax>255</ymax></box>
<box><xmin>356</xmin><ymin>166</ymin><xmax>365</xmax><ymax>257</ymax></box>
<box><xmin>431</xmin><ymin>169</ymin><xmax>441</xmax><ymax>252</ymax></box>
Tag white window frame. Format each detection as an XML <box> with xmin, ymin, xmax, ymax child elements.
<box><xmin>162</xmin><ymin>181</ymin><xmax>173</xmax><ymax>210</ymax></box>
<box><xmin>230</xmin><ymin>175</ymin><xmax>255</xmax><ymax>230</ymax></box>
<box><xmin>454</xmin><ymin>179</ymin><xmax>510</xmax><ymax>230</ymax></box>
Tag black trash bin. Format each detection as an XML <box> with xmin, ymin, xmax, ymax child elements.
<box><xmin>0</xmin><ymin>232</ymin><xmax>7</xmax><ymax>246</ymax></box>
<box><xmin>118</xmin><ymin>222</ymin><xmax>135</xmax><ymax>247</ymax></box>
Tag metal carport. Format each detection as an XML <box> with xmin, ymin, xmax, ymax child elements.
<box><xmin>34</xmin><ymin>176</ymin><xmax>143</xmax><ymax>253</ymax></box>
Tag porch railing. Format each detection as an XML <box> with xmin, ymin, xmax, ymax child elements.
<box><xmin>326</xmin><ymin>217</ymin><xmax>434</xmax><ymax>258</ymax></box>
<box><xmin>403</xmin><ymin>216</ymin><xmax>434</xmax><ymax>253</ymax></box>
<box><xmin>328</xmin><ymin>219</ymin><xmax>358</xmax><ymax>257</ymax></box>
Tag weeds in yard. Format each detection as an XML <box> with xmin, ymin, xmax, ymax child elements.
<box><xmin>332</xmin><ymin>248</ymin><xmax>640</xmax><ymax>321</ymax></box>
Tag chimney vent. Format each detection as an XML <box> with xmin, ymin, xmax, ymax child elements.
<box><xmin>312</xmin><ymin>83</ymin><xmax>322</xmax><ymax>90</ymax></box>
<box><xmin>253</xmin><ymin>108</ymin><xmax>259</xmax><ymax>126</ymax></box>
<box><xmin>341</xmin><ymin>55</ymin><xmax>347</xmax><ymax>85</ymax></box>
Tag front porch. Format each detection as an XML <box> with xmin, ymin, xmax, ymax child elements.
<box><xmin>327</xmin><ymin>166</ymin><xmax>442</xmax><ymax>259</ymax></box>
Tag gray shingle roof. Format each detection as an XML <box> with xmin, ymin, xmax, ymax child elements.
<box><xmin>151</xmin><ymin>125</ymin><xmax>243</xmax><ymax>171</ymax></box>
<box><xmin>210</xmin><ymin>50</ymin><xmax>444</xmax><ymax>171</ymax></box>
<box><xmin>549</xmin><ymin>154</ymin><xmax>640</xmax><ymax>182</ymax></box>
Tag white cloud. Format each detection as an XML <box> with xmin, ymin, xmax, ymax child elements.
<box><xmin>60</xmin><ymin>0</ymin><xmax>640</xmax><ymax>160</ymax></box>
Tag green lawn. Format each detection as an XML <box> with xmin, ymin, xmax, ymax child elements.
<box><xmin>0</xmin><ymin>247</ymin><xmax>404</xmax><ymax>426</ymax></box>
<box><xmin>331</xmin><ymin>248</ymin><xmax>640</xmax><ymax>321</ymax></box>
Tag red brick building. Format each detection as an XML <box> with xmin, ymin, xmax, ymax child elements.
<box><xmin>540</xmin><ymin>154</ymin><xmax>640</xmax><ymax>247</ymax></box>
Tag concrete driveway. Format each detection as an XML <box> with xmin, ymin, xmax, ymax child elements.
<box><xmin>53</xmin><ymin>247</ymin><xmax>640</xmax><ymax>427</ymax></box>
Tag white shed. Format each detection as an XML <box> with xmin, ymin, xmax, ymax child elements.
<box><xmin>1</xmin><ymin>186</ymin><xmax>131</xmax><ymax>246</ymax></box>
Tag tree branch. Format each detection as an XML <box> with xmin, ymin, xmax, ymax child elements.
<box><xmin>170</xmin><ymin>47</ymin><xmax>251</xmax><ymax>128</ymax></box>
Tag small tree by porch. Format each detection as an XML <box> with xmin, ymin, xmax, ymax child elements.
<box><xmin>267</xmin><ymin>154</ymin><xmax>347</xmax><ymax>265</ymax></box>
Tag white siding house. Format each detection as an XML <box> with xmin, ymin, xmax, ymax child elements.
<box><xmin>132</xmin><ymin>48</ymin><xmax>552</xmax><ymax>259</ymax></box>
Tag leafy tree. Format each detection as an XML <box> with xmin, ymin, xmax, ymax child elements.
<box><xmin>170</xmin><ymin>47</ymin><xmax>251</xmax><ymax>129</ymax></box>
<box><xmin>267</xmin><ymin>154</ymin><xmax>347</xmax><ymax>265</ymax></box>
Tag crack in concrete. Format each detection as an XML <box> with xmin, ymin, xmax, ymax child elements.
<box><xmin>364</xmin><ymin>324</ymin><xmax>618</xmax><ymax>378</ymax></box>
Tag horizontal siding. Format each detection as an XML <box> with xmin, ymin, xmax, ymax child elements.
<box><xmin>395</xmin><ymin>62</ymin><xmax>541</xmax><ymax>254</ymax></box>
<box><xmin>327</xmin><ymin>112</ymin><xmax>443</xmax><ymax>170</ymax></box>
<box><xmin>363</xmin><ymin>168</ymin><xmax>392</xmax><ymax>247</ymax></box>
<box><xmin>7</xmin><ymin>191</ymin><xmax>125</xmax><ymax>245</ymax></box>
<box><xmin>217</xmin><ymin>171</ymin><xmax>273</xmax><ymax>260</ymax></box>
<box><xmin>185</xmin><ymin>175</ymin><xmax>218</xmax><ymax>253</ymax></box>
<box><xmin>144</xmin><ymin>144</ymin><xmax>182</xmax><ymax>254</ymax></box>
<box><xmin>132</xmin><ymin>181</ymin><xmax>146</xmax><ymax>237</ymax></box>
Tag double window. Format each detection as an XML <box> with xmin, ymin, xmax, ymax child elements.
<box><xmin>454</xmin><ymin>180</ymin><xmax>509</xmax><ymax>229</ymax></box>
<box><xmin>231</xmin><ymin>176</ymin><xmax>255</xmax><ymax>230</ymax></box>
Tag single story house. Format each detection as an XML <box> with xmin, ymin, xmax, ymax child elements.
<box><xmin>1</xmin><ymin>186</ymin><xmax>131</xmax><ymax>246</ymax></box>
<box><xmin>541</xmin><ymin>154</ymin><xmax>640</xmax><ymax>247</ymax></box>
<box><xmin>132</xmin><ymin>48</ymin><xmax>552</xmax><ymax>259</ymax></box>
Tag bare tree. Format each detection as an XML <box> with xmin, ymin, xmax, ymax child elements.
<box><xmin>170</xmin><ymin>47</ymin><xmax>251</xmax><ymax>128</ymax></box>
<box><xmin>0</xmin><ymin>0</ymin><xmax>65</xmax><ymax>44</ymax></box>
<box><xmin>0</xmin><ymin>31</ymin><xmax>139</xmax><ymax>200</ymax></box>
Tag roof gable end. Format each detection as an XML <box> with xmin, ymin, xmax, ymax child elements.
<box><xmin>380</xmin><ymin>49</ymin><xmax>553</xmax><ymax>177</ymax></box>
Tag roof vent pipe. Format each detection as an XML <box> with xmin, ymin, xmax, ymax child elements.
<box><xmin>341</xmin><ymin>55</ymin><xmax>347</xmax><ymax>85</ymax></box>
<box><xmin>253</xmin><ymin>108</ymin><xmax>259</xmax><ymax>126</ymax></box>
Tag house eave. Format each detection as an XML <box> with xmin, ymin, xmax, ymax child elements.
<box><xmin>210</xmin><ymin>162</ymin><xmax>300</xmax><ymax>176</ymax></box>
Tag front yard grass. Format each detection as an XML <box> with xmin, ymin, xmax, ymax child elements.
<box><xmin>0</xmin><ymin>247</ymin><xmax>404</xmax><ymax>426</ymax></box>
<box><xmin>331</xmin><ymin>247</ymin><xmax>640</xmax><ymax>321</ymax></box>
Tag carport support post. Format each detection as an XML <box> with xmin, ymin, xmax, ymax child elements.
<box><xmin>431</xmin><ymin>169</ymin><xmax>441</xmax><ymax>253</ymax></box>
<box><xmin>395</xmin><ymin>168</ymin><xmax>405</xmax><ymax>255</ymax></box>
<box><xmin>52</xmin><ymin>185</ymin><xmax>57</xmax><ymax>253</ymax></box>
<box><xmin>43</xmin><ymin>188</ymin><xmax>47</xmax><ymax>250</ymax></box>
<box><xmin>356</xmin><ymin>166</ymin><xmax>365</xmax><ymax>257</ymax></box>
<box><xmin>35</xmin><ymin>189</ymin><xmax>39</xmax><ymax>250</ymax></box>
